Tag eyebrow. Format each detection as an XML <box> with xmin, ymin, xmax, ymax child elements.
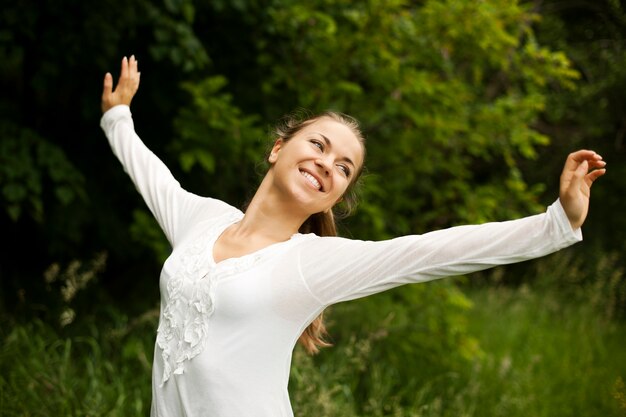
<box><xmin>313</xmin><ymin>132</ymin><xmax>356</xmax><ymax>168</ymax></box>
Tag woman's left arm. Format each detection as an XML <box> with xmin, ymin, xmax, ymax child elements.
<box><xmin>295</xmin><ymin>150</ymin><xmax>606</xmax><ymax>306</ymax></box>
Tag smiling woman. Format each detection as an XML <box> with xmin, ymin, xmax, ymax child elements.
<box><xmin>216</xmin><ymin>110</ymin><xmax>366</xmax><ymax>355</ymax></box>
<box><xmin>100</xmin><ymin>56</ymin><xmax>605</xmax><ymax>417</ymax></box>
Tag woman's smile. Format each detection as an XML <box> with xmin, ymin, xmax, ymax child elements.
<box><xmin>299</xmin><ymin>169</ymin><xmax>323</xmax><ymax>191</ymax></box>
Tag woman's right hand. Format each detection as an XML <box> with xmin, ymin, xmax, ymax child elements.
<box><xmin>101</xmin><ymin>55</ymin><xmax>140</xmax><ymax>114</ymax></box>
<box><xmin>559</xmin><ymin>149</ymin><xmax>606</xmax><ymax>230</ymax></box>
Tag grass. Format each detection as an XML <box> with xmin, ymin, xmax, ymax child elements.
<box><xmin>0</xmin><ymin>316</ymin><xmax>155</xmax><ymax>416</ymax></box>
<box><xmin>291</xmin><ymin>276</ymin><xmax>626</xmax><ymax>417</ymax></box>
<box><xmin>1</xmin><ymin>282</ymin><xmax>625</xmax><ymax>416</ymax></box>
<box><xmin>460</xmin><ymin>286</ymin><xmax>626</xmax><ymax>417</ymax></box>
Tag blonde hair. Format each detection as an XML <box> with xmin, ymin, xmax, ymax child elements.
<box><xmin>273</xmin><ymin>110</ymin><xmax>366</xmax><ymax>354</ymax></box>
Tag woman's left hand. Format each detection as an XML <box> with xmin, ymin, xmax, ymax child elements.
<box><xmin>559</xmin><ymin>149</ymin><xmax>606</xmax><ymax>230</ymax></box>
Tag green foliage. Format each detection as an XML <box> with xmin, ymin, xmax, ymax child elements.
<box><xmin>4</xmin><ymin>260</ymin><xmax>624</xmax><ymax>416</ymax></box>
<box><xmin>143</xmin><ymin>0</ymin><xmax>210</xmax><ymax>72</ymax></box>
<box><xmin>326</xmin><ymin>281</ymin><xmax>481</xmax><ymax>394</ymax></box>
<box><xmin>1</xmin><ymin>252</ymin><xmax>154</xmax><ymax>415</ymax></box>
<box><xmin>513</xmin><ymin>249</ymin><xmax>626</xmax><ymax>320</ymax></box>
<box><xmin>172</xmin><ymin>75</ymin><xmax>265</xmax><ymax>205</ymax></box>
<box><xmin>298</xmin><ymin>254</ymin><xmax>626</xmax><ymax>416</ymax></box>
<box><xmin>0</xmin><ymin>121</ymin><xmax>86</xmax><ymax>222</ymax></box>
<box><xmin>129</xmin><ymin>209</ymin><xmax>171</xmax><ymax>263</ymax></box>
<box><xmin>531</xmin><ymin>0</ymin><xmax>626</xmax><ymax>257</ymax></box>
<box><xmin>0</xmin><ymin>319</ymin><xmax>153</xmax><ymax>416</ymax></box>
<box><xmin>178</xmin><ymin>0</ymin><xmax>581</xmax><ymax>240</ymax></box>
<box><xmin>460</xmin><ymin>286</ymin><xmax>626</xmax><ymax>417</ymax></box>
<box><xmin>303</xmin><ymin>280</ymin><xmax>481</xmax><ymax>415</ymax></box>
<box><xmin>1</xmin><ymin>0</ymin><xmax>623</xmax><ymax>414</ymax></box>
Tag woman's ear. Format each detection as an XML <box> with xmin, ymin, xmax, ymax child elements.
<box><xmin>268</xmin><ymin>139</ymin><xmax>283</xmax><ymax>163</ymax></box>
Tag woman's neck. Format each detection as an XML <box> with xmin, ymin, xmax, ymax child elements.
<box><xmin>233</xmin><ymin>175</ymin><xmax>309</xmax><ymax>243</ymax></box>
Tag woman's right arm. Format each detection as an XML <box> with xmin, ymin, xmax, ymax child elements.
<box><xmin>100</xmin><ymin>57</ymin><xmax>235</xmax><ymax>246</ymax></box>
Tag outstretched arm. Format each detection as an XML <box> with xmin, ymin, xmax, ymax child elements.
<box><xmin>102</xmin><ymin>55</ymin><xmax>140</xmax><ymax>113</ymax></box>
<box><xmin>100</xmin><ymin>56</ymin><xmax>236</xmax><ymax>246</ymax></box>
<box><xmin>559</xmin><ymin>150</ymin><xmax>606</xmax><ymax>230</ymax></box>
<box><xmin>294</xmin><ymin>150</ymin><xmax>605</xmax><ymax>305</ymax></box>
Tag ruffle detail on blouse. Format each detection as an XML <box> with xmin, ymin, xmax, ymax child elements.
<box><xmin>155</xmin><ymin>212</ymin><xmax>243</xmax><ymax>386</ymax></box>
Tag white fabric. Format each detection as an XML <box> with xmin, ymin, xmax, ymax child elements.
<box><xmin>101</xmin><ymin>104</ymin><xmax>582</xmax><ymax>417</ymax></box>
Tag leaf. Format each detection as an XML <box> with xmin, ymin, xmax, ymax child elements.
<box><xmin>54</xmin><ymin>186</ymin><xmax>75</xmax><ymax>205</ymax></box>
<box><xmin>2</xmin><ymin>183</ymin><xmax>27</xmax><ymax>202</ymax></box>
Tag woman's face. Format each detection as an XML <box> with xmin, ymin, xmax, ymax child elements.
<box><xmin>268</xmin><ymin>117</ymin><xmax>364</xmax><ymax>216</ymax></box>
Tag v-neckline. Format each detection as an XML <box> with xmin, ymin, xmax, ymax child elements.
<box><xmin>209</xmin><ymin>216</ymin><xmax>302</xmax><ymax>268</ymax></box>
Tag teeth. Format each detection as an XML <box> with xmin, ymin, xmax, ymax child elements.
<box><xmin>300</xmin><ymin>170</ymin><xmax>321</xmax><ymax>190</ymax></box>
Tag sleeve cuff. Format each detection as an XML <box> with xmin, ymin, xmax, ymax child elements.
<box><xmin>551</xmin><ymin>198</ymin><xmax>583</xmax><ymax>243</ymax></box>
<box><xmin>100</xmin><ymin>105</ymin><xmax>132</xmax><ymax>131</ymax></box>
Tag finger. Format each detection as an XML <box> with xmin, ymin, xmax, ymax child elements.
<box><xmin>102</xmin><ymin>72</ymin><xmax>113</xmax><ymax>98</ymax></box>
<box><xmin>562</xmin><ymin>158</ymin><xmax>587</xmax><ymax>193</ymax></box>
<box><xmin>101</xmin><ymin>72</ymin><xmax>114</xmax><ymax>113</ymax></box>
<box><xmin>588</xmin><ymin>159</ymin><xmax>607</xmax><ymax>169</ymax></box>
<box><xmin>572</xmin><ymin>160</ymin><xmax>589</xmax><ymax>185</ymax></box>
<box><xmin>133</xmin><ymin>57</ymin><xmax>141</xmax><ymax>88</ymax></box>
<box><xmin>120</xmin><ymin>56</ymin><xmax>129</xmax><ymax>83</ymax></box>
<box><xmin>130</xmin><ymin>54</ymin><xmax>137</xmax><ymax>77</ymax></box>
<box><xmin>570</xmin><ymin>149</ymin><xmax>599</xmax><ymax>161</ymax></box>
<box><xmin>585</xmin><ymin>168</ymin><xmax>606</xmax><ymax>186</ymax></box>
<box><xmin>563</xmin><ymin>150</ymin><xmax>597</xmax><ymax>172</ymax></box>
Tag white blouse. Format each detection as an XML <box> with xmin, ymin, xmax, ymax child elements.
<box><xmin>101</xmin><ymin>105</ymin><xmax>582</xmax><ymax>417</ymax></box>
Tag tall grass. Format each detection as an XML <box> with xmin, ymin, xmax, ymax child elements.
<box><xmin>289</xmin><ymin>284</ymin><xmax>626</xmax><ymax>417</ymax></box>
<box><xmin>461</xmin><ymin>286</ymin><xmax>626</xmax><ymax>417</ymax></box>
<box><xmin>290</xmin><ymin>250</ymin><xmax>626</xmax><ymax>416</ymax></box>
<box><xmin>1</xmin><ymin>252</ymin><xmax>624</xmax><ymax>416</ymax></box>
<box><xmin>0</xmin><ymin>317</ymin><xmax>154</xmax><ymax>416</ymax></box>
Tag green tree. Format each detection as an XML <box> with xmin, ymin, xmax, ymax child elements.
<box><xmin>0</xmin><ymin>0</ymin><xmax>210</xmax><ymax>312</ymax></box>
<box><xmin>175</xmin><ymin>0</ymin><xmax>579</xmax><ymax>238</ymax></box>
<box><xmin>163</xmin><ymin>1</ymin><xmax>583</xmax><ymax>409</ymax></box>
<box><xmin>532</xmin><ymin>0</ymin><xmax>626</xmax><ymax>256</ymax></box>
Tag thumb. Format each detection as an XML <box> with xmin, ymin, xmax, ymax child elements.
<box><xmin>575</xmin><ymin>160</ymin><xmax>588</xmax><ymax>178</ymax></box>
<box><xmin>102</xmin><ymin>72</ymin><xmax>113</xmax><ymax>96</ymax></box>
<box><xmin>101</xmin><ymin>73</ymin><xmax>113</xmax><ymax>114</ymax></box>
<box><xmin>571</xmin><ymin>160</ymin><xmax>588</xmax><ymax>188</ymax></box>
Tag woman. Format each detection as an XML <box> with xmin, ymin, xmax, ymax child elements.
<box><xmin>101</xmin><ymin>56</ymin><xmax>605</xmax><ymax>417</ymax></box>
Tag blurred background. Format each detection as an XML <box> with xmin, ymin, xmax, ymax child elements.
<box><xmin>1</xmin><ymin>0</ymin><xmax>625</xmax><ymax>415</ymax></box>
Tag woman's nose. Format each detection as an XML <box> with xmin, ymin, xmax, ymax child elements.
<box><xmin>315</xmin><ymin>158</ymin><xmax>331</xmax><ymax>177</ymax></box>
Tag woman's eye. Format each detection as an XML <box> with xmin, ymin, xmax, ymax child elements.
<box><xmin>311</xmin><ymin>140</ymin><xmax>324</xmax><ymax>150</ymax></box>
<box><xmin>338</xmin><ymin>165</ymin><xmax>351</xmax><ymax>177</ymax></box>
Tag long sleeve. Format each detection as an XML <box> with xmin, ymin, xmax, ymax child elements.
<box><xmin>100</xmin><ymin>105</ymin><xmax>236</xmax><ymax>246</ymax></box>
<box><xmin>296</xmin><ymin>199</ymin><xmax>582</xmax><ymax>306</ymax></box>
